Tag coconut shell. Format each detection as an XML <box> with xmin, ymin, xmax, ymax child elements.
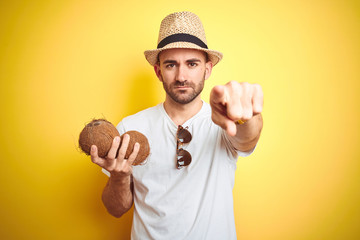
<box><xmin>121</xmin><ymin>131</ymin><xmax>150</xmax><ymax>165</ymax></box>
<box><xmin>79</xmin><ymin>119</ymin><xmax>120</xmax><ymax>158</ymax></box>
<box><xmin>79</xmin><ymin>119</ymin><xmax>150</xmax><ymax>165</ymax></box>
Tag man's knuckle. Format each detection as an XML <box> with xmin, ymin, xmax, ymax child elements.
<box><xmin>229</xmin><ymin>80</ymin><xmax>237</xmax><ymax>85</ymax></box>
<box><xmin>118</xmin><ymin>148</ymin><xmax>127</xmax><ymax>157</ymax></box>
<box><xmin>91</xmin><ymin>157</ymin><xmax>100</xmax><ymax>164</ymax></box>
<box><xmin>107</xmin><ymin>165</ymin><xmax>115</xmax><ymax>172</ymax></box>
<box><xmin>243</xmin><ymin>111</ymin><xmax>253</xmax><ymax>120</ymax></box>
<box><xmin>253</xmin><ymin>83</ymin><xmax>263</xmax><ymax>93</ymax></box>
<box><xmin>229</xmin><ymin>111</ymin><xmax>241</xmax><ymax>119</ymax></box>
<box><xmin>240</xmin><ymin>82</ymin><xmax>250</xmax><ymax>91</ymax></box>
<box><xmin>226</xmin><ymin>80</ymin><xmax>237</xmax><ymax>88</ymax></box>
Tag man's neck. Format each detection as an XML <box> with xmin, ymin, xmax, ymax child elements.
<box><xmin>163</xmin><ymin>96</ymin><xmax>203</xmax><ymax>126</ymax></box>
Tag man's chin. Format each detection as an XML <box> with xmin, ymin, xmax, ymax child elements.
<box><xmin>166</xmin><ymin>87</ymin><xmax>201</xmax><ymax>104</ymax></box>
<box><xmin>171</xmin><ymin>95</ymin><xmax>194</xmax><ymax>104</ymax></box>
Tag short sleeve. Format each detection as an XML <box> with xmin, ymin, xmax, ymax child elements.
<box><xmin>116</xmin><ymin>121</ymin><xmax>126</xmax><ymax>135</ymax></box>
<box><xmin>221</xmin><ymin>130</ymin><xmax>255</xmax><ymax>159</ymax></box>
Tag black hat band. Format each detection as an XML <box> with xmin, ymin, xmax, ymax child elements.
<box><xmin>157</xmin><ymin>33</ymin><xmax>208</xmax><ymax>49</ymax></box>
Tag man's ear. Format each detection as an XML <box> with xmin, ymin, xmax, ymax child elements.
<box><xmin>154</xmin><ymin>64</ymin><xmax>163</xmax><ymax>82</ymax></box>
<box><xmin>204</xmin><ymin>61</ymin><xmax>213</xmax><ymax>80</ymax></box>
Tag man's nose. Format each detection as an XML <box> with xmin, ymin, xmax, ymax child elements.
<box><xmin>176</xmin><ymin>64</ymin><xmax>187</xmax><ymax>82</ymax></box>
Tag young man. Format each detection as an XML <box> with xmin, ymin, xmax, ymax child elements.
<box><xmin>90</xmin><ymin>11</ymin><xmax>263</xmax><ymax>239</ymax></box>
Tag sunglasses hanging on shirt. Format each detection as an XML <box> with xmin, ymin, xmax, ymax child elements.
<box><xmin>176</xmin><ymin>125</ymin><xmax>192</xmax><ymax>169</ymax></box>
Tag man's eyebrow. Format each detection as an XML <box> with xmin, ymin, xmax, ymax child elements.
<box><xmin>161</xmin><ymin>58</ymin><xmax>202</xmax><ymax>65</ymax></box>
<box><xmin>186</xmin><ymin>58</ymin><xmax>202</xmax><ymax>62</ymax></box>
<box><xmin>162</xmin><ymin>59</ymin><xmax>178</xmax><ymax>64</ymax></box>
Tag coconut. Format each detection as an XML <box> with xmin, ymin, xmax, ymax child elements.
<box><xmin>121</xmin><ymin>131</ymin><xmax>150</xmax><ymax>165</ymax></box>
<box><xmin>79</xmin><ymin>119</ymin><xmax>150</xmax><ymax>165</ymax></box>
<box><xmin>78</xmin><ymin>119</ymin><xmax>120</xmax><ymax>158</ymax></box>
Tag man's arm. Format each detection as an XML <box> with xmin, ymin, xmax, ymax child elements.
<box><xmin>91</xmin><ymin>134</ymin><xmax>139</xmax><ymax>218</ymax></box>
<box><xmin>101</xmin><ymin>174</ymin><xmax>134</xmax><ymax>218</ymax></box>
<box><xmin>210</xmin><ymin>81</ymin><xmax>264</xmax><ymax>152</ymax></box>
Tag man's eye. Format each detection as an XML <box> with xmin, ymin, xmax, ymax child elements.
<box><xmin>166</xmin><ymin>64</ymin><xmax>175</xmax><ymax>68</ymax></box>
<box><xmin>189</xmin><ymin>62</ymin><xmax>197</xmax><ymax>67</ymax></box>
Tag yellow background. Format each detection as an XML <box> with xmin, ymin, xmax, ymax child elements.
<box><xmin>1</xmin><ymin>0</ymin><xmax>359</xmax><ymax>239</ymax></box>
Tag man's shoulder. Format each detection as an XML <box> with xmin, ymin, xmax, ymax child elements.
<box><xmin>117</xmin><ymin>103</ymin><xmax>163</xmax><ymax>130</ymax></box>
<box><xmin>125</xmin><ymin>104</ymin><xmax>162</xmax><ymax>120</ymax></box>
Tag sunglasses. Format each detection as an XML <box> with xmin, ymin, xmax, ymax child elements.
<box><xmin>176</xmin><ymin>125</ymin><xmax>192</xmax><ymax>169</ymax></box>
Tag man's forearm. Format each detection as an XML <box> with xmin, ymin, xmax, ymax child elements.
<box><xmin>102</xmin><ymin>175</ymin><xmax>134</xmax><ymax>218</ymax></box>
<box><xmin>229</xmin><ymin>114</ymin><xmax>263</xmax><ymax>152</ymax></box>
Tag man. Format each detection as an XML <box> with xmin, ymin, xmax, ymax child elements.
<box><xmin>90</xmin><ymin>11</ymin><xmax>263</xmax><ymax>239</ymax></box>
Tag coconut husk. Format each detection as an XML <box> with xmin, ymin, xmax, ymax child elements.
<box><xmin>121</xmin><ymin>131</ymin><xmax>150</xmax><ymax>165</ymax></box>
<box><xmin>78</xmin><ymin>119</ymin><xmax>120</xmax><ymax>158</ymax></box>
<box><xmin>79</xmin><ymin>119</ymin><xmax>150</xmax><ymax>165</ymax></box>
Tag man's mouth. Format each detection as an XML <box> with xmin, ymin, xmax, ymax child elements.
<box><xmin>174</xmin><ymin>82</ymin><xmax>191</xmax><ymax>88</ymax></box>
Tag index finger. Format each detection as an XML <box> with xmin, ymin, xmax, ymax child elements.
<box><xmin>210</xmin><ymin>85</ymin><xmax>227</xmax><ymax>105</ymax></box>
<box><xmin>90</xmin><ymin>145</ymin><xmax>106</xmax><ymax>166</ymax></box>
<box><xmin>107</xmin><ymin>136</ymin><xmax>121</xmax><ymax>159</ymax></box>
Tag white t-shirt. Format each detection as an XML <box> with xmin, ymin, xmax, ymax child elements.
<box><xmin>103</xmin><ymin>101</ymin><xmax>253</xmax><ymax>240</ymax></box>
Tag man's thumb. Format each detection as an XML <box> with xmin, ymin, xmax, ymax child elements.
<box><xmin>224</xmin><ymin>120</ymin><xmax>237</xmax><ymax>137</ymax></box>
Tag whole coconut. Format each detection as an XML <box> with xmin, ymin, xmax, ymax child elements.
<box><xmin>79</xmin><ymin>119</ymin><xmax>120</xmax><ymax>158</ymax></box>
<box><xmin>121</xmin><ymin>131</ymin><xmax>150</xmax><ymax>165</ymax></box>
<box><xmin>79</xmin><ymin>119</ymin><xmax>150</xmax><ymax>165</ymax></box>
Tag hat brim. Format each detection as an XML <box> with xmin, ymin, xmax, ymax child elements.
<box><xmin>144</xmin><ymin>42</ymin><xmax>223</xmax><ymax>66</ymax></box>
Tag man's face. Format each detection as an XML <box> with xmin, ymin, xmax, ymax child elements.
<box><xmin>154</xmin><ymin>48</ymin><xmax>213</xmax><ymax>104</ymax></box>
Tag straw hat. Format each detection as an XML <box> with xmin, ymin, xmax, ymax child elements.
<box><xmin>144</xmin><ymin>11</ymin><xmax>223</xmax><ymax>66</ymax></box>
